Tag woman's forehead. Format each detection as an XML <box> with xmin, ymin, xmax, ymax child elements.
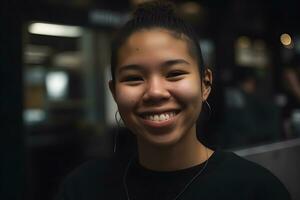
<box><xmin>124</xmin><ymin>29</ymin><xmax>185</xmax><ymax>49</ymax></box>
<box><xmin>117</xmin><ymin>29</ymin><xmax>195</xmax><ymax>65</ymax></box>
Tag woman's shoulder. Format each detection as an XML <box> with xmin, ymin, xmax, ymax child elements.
<box><xmin>55</xmin><ymin>155</ymin><xmax>126</xmax><ymax>200</ymax></box>
<box><xmin>65</xmin><ymin>155</ymin><xmax>126</xmax><ymax>184</ymax></box>
<box><xmin>216</xmin><ymin>150</ymin><xmax>280</xmax><ymax>178</ymax></box>
<box><xmin>207</xmin><ymin>150</ymin><xmax>291</xmax><ymax>199</ymax></box>
<box><xmin>212</xmin><ymin>150</ymin><xmax>280</xmax><ymax>181</ymax></box>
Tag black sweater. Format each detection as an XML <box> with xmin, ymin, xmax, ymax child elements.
<box><xmin>56</xmin><ymin>150</ymin><xmax>291</xmax><ymax>200</ymax></box>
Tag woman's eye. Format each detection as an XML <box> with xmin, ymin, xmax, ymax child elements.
<box><xmin>122</xmin><ymin>76</ymin><xmax>143</xmax><ymax>83</ymax></box>
<box><xmin>167</xmin><ymin>71</ymin><xmax>187</xmax><ymax>79</ymax></box>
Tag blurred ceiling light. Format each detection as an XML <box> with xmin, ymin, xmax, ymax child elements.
<box><xmin>237</xmin><ymin>36</ymin><xmax>251</xmax><ymax>48</ymax></box>
<box><xmin>180</xmin><ymin>1</ymin><xmax>202</xmax><ymax>15</ymax></box>
<box><xmin>46</xmin><ymin>72</ymin><xmax>68</xmax><ymax>99</ymax></box>
<box><xmin>28</xmin><ymin>22</ymin><xmax>83</xmax><ymax>37</ymax></box>
<box><xmin>280</xmin><ymin>33</ymin><xmax>292</xmax><ymax>46</ymax></box>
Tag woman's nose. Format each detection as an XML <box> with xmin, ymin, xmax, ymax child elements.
<box><xmin>142</xmin><ymin>77</ymin><xmax>170</xmax><ymax>104</ymax></box>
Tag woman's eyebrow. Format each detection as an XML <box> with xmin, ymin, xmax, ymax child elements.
<box><xmin>118</xmin><ymin>64</ymin><xmax>144</xmax><ymax>73</ymax></box>
<box><xmin>161</xmin><ymin>59</ymin><xmax>191</xmax><ymax>68</ymax></box>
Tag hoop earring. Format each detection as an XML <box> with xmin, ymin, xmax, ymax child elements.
<box><xmin>204</xmin><ymin>100</ymin><xmax>212</xmax><ymax>119</ymax></box>
<box><xmin>113</xmin><ymin>110</ymin><xmax>122</xmax><ymax>153</ymax></box>
<box><xmin>114</xmin><ymin>110</ymin><xmax>123</xmax><ymax>127</ymax></box>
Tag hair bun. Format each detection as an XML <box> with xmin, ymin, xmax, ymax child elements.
<box><xmin>133</xmin><ymin>1</ymin><xmax>177</xmax><ymax>19</ymax></box>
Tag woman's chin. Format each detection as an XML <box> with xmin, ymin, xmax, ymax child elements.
<box><xmin>137</xmin><ymin>131</ymin><xmax>183</xmax><ymax>148</ymax></box>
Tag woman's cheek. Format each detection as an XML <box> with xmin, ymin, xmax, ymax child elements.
<box><xmin>172</xmin><ymin>79</ymin><xmax>202</xmax><ymax>102</ymax></box>
<box><xmin>115</xmin><ymin>86</ymin><xmax>141</xmax><ymax>111</ymax></box>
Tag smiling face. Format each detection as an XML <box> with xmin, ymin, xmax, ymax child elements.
<box><xmin>110</xmin><ymin>28</ymin><xmax>211</xmax><ymax>147</ymax></box>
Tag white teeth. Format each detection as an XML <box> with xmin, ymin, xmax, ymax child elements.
<box><xmin>159</xmin><ymin>114</ymin><xmax>166</xmax><ymax>121</ymax></box>
<box><xmin>165</xmin><ymin>114</ymin><xmax>170</xmax><ymax>120</ymax></box>
<box><xmin>144</xmin><ymin>112</ymin><xmax>176</xmax><ymax>122</ymax></box>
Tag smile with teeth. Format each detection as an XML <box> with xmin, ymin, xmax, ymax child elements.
<box><xmin>142</xmin><ymin>112</ymin><xmax>177</xmax><ymax>122</ymax></box>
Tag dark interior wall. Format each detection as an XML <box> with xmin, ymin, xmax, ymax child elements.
<box><xmin>0</xmin><ymin>1</ymin><xmax>24</xmax><ymax>200</ymax></box>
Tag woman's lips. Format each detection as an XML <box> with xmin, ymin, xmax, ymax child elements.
<box><xmin>138</xmin><ymin>110</ymin><xmax>180</xmax><ymax>129</ymax></box>
<box><xmin>142</xmin><ymin>111</ymin><xmax>177</xmax><ymax>121</ymax></box>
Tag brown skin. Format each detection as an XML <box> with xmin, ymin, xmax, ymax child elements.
<box><xmin>109</xmin><ymin>28</ymin><xmax>213</xmax><ymax>171</ymax></box>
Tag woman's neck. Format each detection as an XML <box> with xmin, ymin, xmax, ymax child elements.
<box><xmin>136</xmin><ymin>132</ymin><xmax>212</xmax><ymax>171</ymax></box>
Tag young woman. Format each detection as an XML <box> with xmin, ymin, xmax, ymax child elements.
<box><xmin>56</xmin><ymin>1</ymin><xmax>291</xmax><ymax>200</ymax></box>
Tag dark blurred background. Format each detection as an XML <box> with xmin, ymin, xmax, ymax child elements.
<box><xmin>1</xmin><ymin>0</ymin><xmax>300</xmax><ymax>199</ymax></box>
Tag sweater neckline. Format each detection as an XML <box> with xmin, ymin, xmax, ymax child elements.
<box><xmin>131</xmin><ymin>150</ymin><xmax>219</xmax><ymax>176</ymax></box>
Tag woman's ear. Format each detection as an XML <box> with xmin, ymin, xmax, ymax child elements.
<box><xmin>109</xmin><ymin>80</ymin><xmax>117</xmax><ymax>101</ymax></box>
<box><xmin>201</xmin><ymin>68</ymin><xmax>212</xmax><ymax>101</ymax></box>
